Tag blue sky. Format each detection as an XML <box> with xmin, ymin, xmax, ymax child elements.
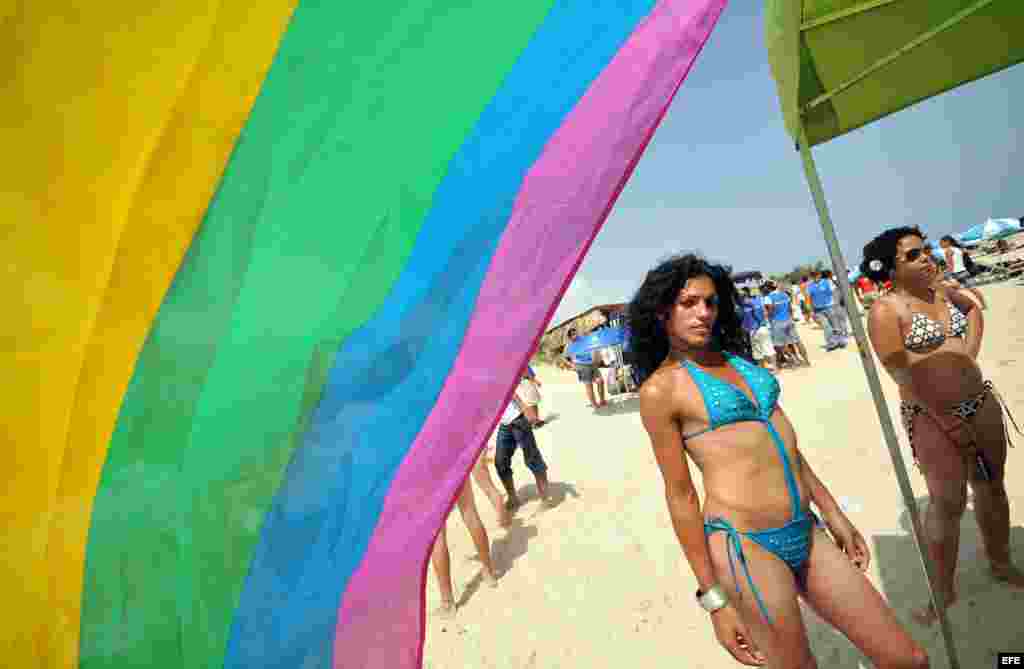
<box><xmin>551</xmin><ymin>1</ymin><xmax>1022</xmax><ymax>325</ymax></box>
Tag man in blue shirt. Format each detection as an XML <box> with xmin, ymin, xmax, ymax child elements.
<box><xmin>740</xmin><ymin>288</ymin><xmax>775</xmax><ymax>370</ymax></box>
<box><xmin>823</xmin><ymin>269</ymin><xmax>851</xmax><ymax>338</ymax></box>
<box><xmin>763</xmin><ymin>281</ymin><xmax>811</xmax><ymax>367</ymax></box>
<box><xmin>807</xmin><ymin>270</ymin><xmax>848</xmax><ymax>351</ymax></box>
<box><xmin>563</xmin><ymin>328</ymin><xmax>606</xmax><ymax>409</ymax></box>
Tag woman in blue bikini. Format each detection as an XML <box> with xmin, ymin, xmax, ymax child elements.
<box><xmin>630</xmin><ymin>254</ymin><xmax>927</xmax><ymax>668</ymax></box>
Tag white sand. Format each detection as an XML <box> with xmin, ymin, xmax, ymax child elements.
<box><xmin>424</xmin><ymin>284</ymin><xmax>1024</xmax><ymax>668</ymax></box>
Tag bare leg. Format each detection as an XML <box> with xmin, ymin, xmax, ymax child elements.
<box><xmin>455</xmin><ymin>481</ymin><xmax>498</xmax><ymax>586</ymax></box>
<box><xmin>910</xmin><ymin>413</ymin><xmax>968</xmax><ymax>625</ymax></box>
<box><xmin>801</xmin><ymin>529</ymin><xmax>929</xmax><ymax>668</ymax></box>
<box><xmin>705</xmin><ymin>532</ymin><xmax>817</xmax><ymax>668</ymax></box>
<box><xmin>583</xmin><ymin>382</ymin><xmax>597</xmax><ymax>407</ymax></box>
<box><xmin>774</xmin><ymin>347</ymin><xmax>790</xmax><ymax>369</ymax></box>
<box><xmin>967</xmin><ymin>400</ymin><xmax>1024</xmax><ymax>586</ymax></box>
<box><xmin>595</xmin><ymin>378</ymin><xmax>607</xmax><ymax>406</ymax></box>
<box><xmin>972</xmin><ymin>480</ymin><xmax>1024</xmax><ymax>585</ymax></box>
<box><xmin>534</xmin><ymin>469</ymin><xmax>550</xmax><ymax>504</ymax></box>
<box><xmin>794</xmin><ymin>339</ymin><xmax>811</xmax><ymax>366</ymax></box>
<box><xmin>471</xmin><ymin>455</ymin><xmax>509</xmax><ymax>527</ymax></box>
<box><xmin>430</xmin><ymin>524</ymin><xmax>456</xmax><ymax>617</ymax></box>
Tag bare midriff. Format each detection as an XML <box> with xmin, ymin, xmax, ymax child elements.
<box><xmin>685</xmin><ymin>409</ymin><xmax>810</xmax><ymax>532</ymax></box>
<box><xmin>899</xmin><ymin>334</ymin><xmax>984</xmax><ymax>410</ymax></box>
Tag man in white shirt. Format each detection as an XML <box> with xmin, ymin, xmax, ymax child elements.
<box><xmin>495</xmin><ymin>383</ymin><xmax>551</xmax><ymax>510</ymax></box>
<box><xmin>789</xmin><ymin>283</ymin><xmax>804</xmax><ymax>322</ymax></box>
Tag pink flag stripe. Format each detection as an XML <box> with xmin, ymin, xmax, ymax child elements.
<box><xmin>333</xmin><ymin>1</ymin><xmax>727</xmax><ymax>667</ymax></box>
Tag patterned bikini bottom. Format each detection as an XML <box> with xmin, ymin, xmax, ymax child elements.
<box><xmin>900</xmin><ymin>381</ymin><xmax>1020</xmax><ymax>478</ymax></box>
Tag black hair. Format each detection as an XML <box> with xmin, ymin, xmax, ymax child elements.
<box><xmin>801</xmin><ymin>275</ymin><xmax>808</xmax><ymax>282</ymax></box>
<box><xmin>940</xmin><ymin>234</ymin><xmax>964</xmax><ymax>250</ymax></box>
<box><xmin>627</xmin><ymin>253</ymin><xmax>750</xmax><ymax>385</ymax></box>
<box><xmin>859</xmin><ymin>226</ymin><xmax>925</xmax><ymax>283</ymax></box>
<box><xmin>822</xmin><ymin>269</ymin><xmax>833</xmax><ymax>279</ymax></box>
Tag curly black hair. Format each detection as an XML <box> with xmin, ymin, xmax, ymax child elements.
<box><xmin>859</xmin><ymin>226</ymin><xmax>925</xmax><ymax>283</ymax></box>
<box><xmin>627</xmin><ymin>253</ymin><xmax>750</xmax><ymax>385</ymax></box>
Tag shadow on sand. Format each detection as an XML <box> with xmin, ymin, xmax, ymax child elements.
<box><xmin>457</xmin><ymin>516</ymin><xmax>539</xmax><ymax>608</ymax></box>
<box><xmin>457</xmin><ymin>481</ymin><xmax>579</xmax><ymax>608</ymax></box>
<box><xmin>864</xmin><ymin>495</ymin><xmax>1024</xmax><ymax>667</ymax></box>
<box><xmin>797</xmin><ymin>492</ymin><xmax>1024</xmax><ymax>668</ymax></box>
<box><xmin>593</xmin><ymin>394</ymin><xmax>640</xmax><ymax>416</ymax></box>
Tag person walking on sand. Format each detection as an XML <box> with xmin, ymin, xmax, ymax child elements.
<box><xmin>862</xmin><ymin>226</ymin><xmax>1024</xmax><ymax>625</ymax></box>
<box><xmin>764</xmin><ymin>280</ymin><xmax>811</xmax><ymax>368</ymax></box>
<box><xmin>740</xmin><ymin>287</ymin><xmax>776</xmax><ymax>372</ymax></box>
<box><xmin>495</xmin><ymin>385</ymin><xmax>551</xmax><ymax>512</ymax></box>
<box><xmin>798</xmin><ymin>276</ymin><xmax>815</xmax><ymax>325</ymax></box>
<box><xmin>564</xmin><ymin>327</ymin><xmax>607</xmax><ymax>409</ymax></box>
<box><xmin>807</xmin><ymin>270</ymin><xmax>848</xmax><ymax>350</ymax></box>
<box><xmin>430</xmin><ymin>458</ymin><xmax>501</xmax><ymax>619</ymax></box>
<box><xmin>789</xmin><ymin>282</ymin><xmax>805</xmax><ymax>323</ymax></box>
<box><xmin>629</xmin><ymin>253</ymin><xmax>928</xmax><ymax>668</ymax></box>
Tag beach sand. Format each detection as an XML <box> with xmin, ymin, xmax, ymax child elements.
<box><xmin>423</xmin><ymin>283</ymin><xmax>1024</xmax><ymax>668</ymax></box>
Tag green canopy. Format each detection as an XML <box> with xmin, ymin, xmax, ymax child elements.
<box><xmin>766</xmin><ymin>0</ymin><xmax>1024</xmax><ymax>147</ymax></box>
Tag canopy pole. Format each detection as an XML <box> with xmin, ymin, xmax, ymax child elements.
<box><xmin>796</xmin><ymin>126</ymin><xmax>961</xmax><ymax>669</ymax></box>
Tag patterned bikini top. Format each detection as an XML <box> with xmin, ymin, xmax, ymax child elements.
<box><xmin>904</xmin><ymin>300</ymin><xmax>968</xmax><ymax>352</ymax></box>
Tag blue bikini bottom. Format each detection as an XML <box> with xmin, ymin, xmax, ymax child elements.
<box><xmin>704</xmin><ymin>510</ymin><xmax>821</xmax><ymax>625</ymax></box>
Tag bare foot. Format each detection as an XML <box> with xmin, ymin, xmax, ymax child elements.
<box><xmin>535</xmin><ymin>474</ymin><xmax>550</xmax><ymax>501</ymax></box>
<box><xmin>436</xmin><ymin>601</ymin><xmax>456</xmax><ymax>620</ymax></box>
<box><xmin>911</xmin><ymin>589</ymin><xmax>957</xmax><ymax>626</ymax></box>
<box><xmin>991</xmin><ymin>562</ymin><xmax>1024</xmax><ymax>587</ymax></box>
<box><xmin>484</xmin><ymin>569</ymin><xmax>498</xmax><ymax>588</ymax></box>
<box><xmin>504</xmin><ymin>497</ymin><xmax>520</xmax><ymax>512</ymax></box>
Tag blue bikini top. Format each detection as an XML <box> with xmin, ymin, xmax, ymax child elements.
<box><xmin>680</xmin><ymin>353</ymin><xmax>780</xmax><ymax>440</ymax></box>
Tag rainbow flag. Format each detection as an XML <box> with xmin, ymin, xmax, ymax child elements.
<box><xmin>2</xmin><ymin>1</ymin><xmax>725</xmax><ymax>667</ymax></box>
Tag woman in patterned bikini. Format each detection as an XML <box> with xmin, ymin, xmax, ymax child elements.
<box><xmin>862</xmin><ymin>226</ymin><xmax>1024</xmax><ymax>625</ymax></box>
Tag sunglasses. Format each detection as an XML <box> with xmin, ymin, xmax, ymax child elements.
<box><xmin>902</xmin><ymin>247</ymin><xmax>930</xmax><ymax>264</ymax></box>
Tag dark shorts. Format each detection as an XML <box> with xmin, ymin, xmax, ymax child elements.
<box><xmin>575</xmin><ymin>363</ymin><xmax>597</xmax><ymax>383</ymax></box>
<box><xmin>770</xmin><ymin>320</ymin><xmax>799</xmax><ymax>347</ymax></box>
<box><xmin>495</xmin><ymin>416</ymin><xmax>548</xmax><ymax>479</ymax></box>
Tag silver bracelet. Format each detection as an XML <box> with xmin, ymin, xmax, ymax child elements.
<box><xmin>696</xmin><ymin>584</ymin><xmax>730</xmax><ymax>613</ymax></box>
